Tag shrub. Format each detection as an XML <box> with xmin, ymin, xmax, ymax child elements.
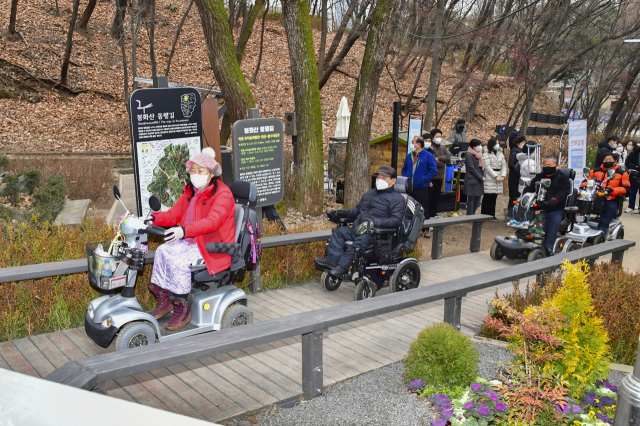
<box><xmin>21</xmin><ymin>168</ymin><xmax>42</xmax><ymax>195</ymax></box>
<box><xmin>0</xmin><ymin>154</ymin><xmax>9</xmax><ymax>171</ymax></box>
<box><xmin>405</xmin><ymin>322</ymin><xmax>479</xmax><ymax>391</ymax></box>
<box><xmin>543</xmin><ymin>261</ymin><xmax>610</xmax><ymax>398</ymax></box>
<box><xmin>33</xmin><ymin>175</ymin><xmax>66</xmax><ymax>223</ymax></box>
<box><xmin>2</xmin><ymin>173</ymin><xmax>21</xmax><ymax>206</ymax></box>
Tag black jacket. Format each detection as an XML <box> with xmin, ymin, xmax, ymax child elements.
<box><xmin>595</xmin><ymin>139</ymin><xmax>614</xmax><ymax>169</ymax></box>
<box><xmin>508</xmin><ymin>146</ymin><xmax>521</xmax><ymax>172</ymax></box>
<box><xmin>343</xmin><ymin>187</ymin><xmax>406</xmax><ymax>229</ymax></box>
<box><xmin>523</xmin><ymin>170</ymin><xmax>572</xmax><ymax>212</ymax></box>
<box><xmin>626</xmin><ymin>147</ymin><xmax>640</xmax><ymax>172</ymax></box>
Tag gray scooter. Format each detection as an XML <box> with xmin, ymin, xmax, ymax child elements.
<box><xmin>85</xmin><ymin>181</ymin><xmax>257</xmax><ymax>351</ymax></box>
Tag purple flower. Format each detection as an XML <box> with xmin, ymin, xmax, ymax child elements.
<box><xmin>596</xmin><ymin>380</ymin><xmax>618</xmax><ymax>392</ymax></box>
<box><xmin>495</xmin><ymin>402</ymin><xmax>507</xmax><ymax>412</ymax></box>
<box><xmin>464</xmin><ymin>402</ymin><xmax>474</xmax><ymax>410</ymax></box>
<box><xmin>596</xmin><ymin>412</ymin><xmax>613</xmax><ymax>423</ymax></box>
<box><xmin>431</xmin><ymin>393</ymin><xmax>450</xmax><ymax>404</ymax></box>
<box><xmin>408</xmin><ymin>379</ymin><xmax>425</xmax><ymax>390</ymax></box>
<box><xmin>471</xmin><ymin>383</ymin><xmax>482</xmax><ymax>392</ymax></box>
<box><xmin>556</xmin><ymin>403</ymin><xmax>570</xmax><ymax>414</ymax></box>
<box><xmin>600</xmin><ymin>396</ymin><xmax>616</xmax><ymax>407</ymax></box>
<box><xmin>582</xmin><ymin>393</ymin><xmax>596</xmax><ymax>406</ymax></box>
<box><xmin>489</xmin><ymin>393</ymin><xmax>499</xmax><ymax>400</ymax></box>
<box><xmin>441</xmin><ymin>403</ymin><xmax>452</xmax><ymax>411</ymax></box>
<box><xmin>572</xmin><ymin>405</ymin><xmax>581</xmax><ymax>413</ymax></box>
<box><xmin>606</xmin><ymin>383</ymin><xmax>618</xmax><ymax>392</ymax></box>
<box><xmin>478</xmin><ymin>406</ymin><xmax>491</xmax><ymax>416</ymax></box>
<box><xmin>431</xmin><ymin>420</ymin><xmax>446</xmax><ymax>426</ymax></box>
<box><xmin>441</xmin><ymin>411</ymin><xmax>453</xmax><ymax>421</ymax></box>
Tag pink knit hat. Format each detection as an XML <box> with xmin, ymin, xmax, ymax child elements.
<box><xmin>186</xmin><ymin>147</ymin><xmax>222</xmax><ymax>177</ymax></box>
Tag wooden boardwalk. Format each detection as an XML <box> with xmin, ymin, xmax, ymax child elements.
<box><xmin>0</xmin><ymin>252</ymin><xmax>529</xmax><ymax>423</ymax></box>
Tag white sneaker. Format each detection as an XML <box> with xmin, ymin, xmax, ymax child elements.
<box><xmin>625</xmin><ymin>207</ymin><xmax>635</xmax><ymax>213</ymax></box>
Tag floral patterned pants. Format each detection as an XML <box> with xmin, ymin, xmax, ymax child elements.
<box><xmin>150</xmin><ymin>240</ymin><xmax>202</xmax><ymax>295</ymax></box>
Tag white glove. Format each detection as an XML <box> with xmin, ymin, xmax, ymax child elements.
<box><xmin>164</xmin><ymin>226</ymin><xmax>185</xmax><ymax>244</ymax></box>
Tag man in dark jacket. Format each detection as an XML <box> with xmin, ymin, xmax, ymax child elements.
<box><xmin>625</xmin><ymin>142</ymin><xmax>640</xmax><ymax>212</ymax></box>
<box><xmin>315</xmin><ymin>165</ymin><xmax>406</xmax><ymax>277</ymax></box>
<box><xmin>595</xmin><ymin>136</ymin><xmax>619</xmax><ymax>168</ymax></box>
<box><xmin>522</xmin><ymin>155</ymin><xmax>572</xmax><ymax>256</ymax></box>
<box><xmin>507</xmin><ymin>135</ymin><xmax>527</xmax><ymax>212</ymax></box>
<box><xmin>401</xmin><ymin>136</ymin><xmax>437</xmax><ymax>222</ymax></box>
<box><xmin>428</xmin><ymin>128</ymin><xmax>452</xmax><ymax>222</ymax></box>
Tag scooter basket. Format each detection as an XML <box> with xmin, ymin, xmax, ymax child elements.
<box><xmin>86</xmin><ymin>242</ymin><xmax>127</xmax><ymax>290</ymax></box>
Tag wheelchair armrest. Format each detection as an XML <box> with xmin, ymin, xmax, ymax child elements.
<box><xmin>372</xmin><ymin>227</ymin><xmax>397</xmax><ymax>235</ymax></box>
<box><xmin>339</xmin><ymin>217</ymin><xmax>355</xmax><ymax>225</ymax></box>
<box><xmin>189</xmin><ymin>264</ymin><xmax>207</xmax><ymax>273</ymax></box>
<box><xmin>205</xmin><ymin>242</ymin><xmax>241</xmax><ymax>255</ymax></box>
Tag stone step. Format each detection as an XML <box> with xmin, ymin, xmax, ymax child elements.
<box><xmin>53</xmin><ymin>199</ymin><xmax>90</xmax><ymax>226</ymax></box>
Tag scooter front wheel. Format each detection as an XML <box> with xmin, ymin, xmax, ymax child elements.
<box><xmin>221</xmin><ymin>304</ymin><xmax>253</xmax><ymax>329</ymax></box>
<box><xmin>490</xmin><ymin>242</ymin><xmax>504</xmax><ymax>260</ymax></box>
<box><xmin>115</xmin><ymin>321</ymin><xmax>157</xmax><ymax>351</ymax></box>
<box><xmin>527</xmin><ymin>248</ymin><xmax>545</xmax><ymax>262</ymax></box>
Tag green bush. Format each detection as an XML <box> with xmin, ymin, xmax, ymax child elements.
<box><xmin>0</xmin><ymin>154</ymin><xmax>9</xmax><ymax>171</ymax></box>
<box><xmin>33</xmin><ymin>175</ymin><xmax>66</xmax><ymax>223</ymax></box>
<box><xmin>21</xmin><ymin>168</ymin><xmax>42</xmax><ymax>195</ymax></box>
<box><xmin>2</xmin><ymin>173</ymin><xmax>21</xmax><ymax>206</ymax></box>
<box><xmin>405</xmin><ymin>322</ymin><xmax>479</xmax><ymax>390</ymax></box>
<box><xmin>586</xmin><ymin>146</ymin><xmax>598</xmax><ymax>169</ymax></box>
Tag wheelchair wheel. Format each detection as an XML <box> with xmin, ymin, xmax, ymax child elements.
<box><xmin>354</xmin><ymin>280</ymin><xmax>376</xmax><ymax>301</ymax></box>
<box><xmin>616</xmin><ymin>228</ymin><xmax>624</xmax><ymax>239</ymax></box>
<box><xmin>526</xmin><ymin>248</ymin><xmax>545</xmax><ymax>262</ymax></box>
<box><xmin>490</xmin><ymin>242</ymin><xmax>504</xmax><ymax>260</ymax></box>
<box><xmin>389</xmin><ymin>261</ymin><xmax>421</xmax><ymax>293</ymax></box>
<box><xmin>566</xmin><ymin>241</ymin><xmax>581</xmax><ymax>252</ymax></box>
<box><xmin>321</xmin><ymin>272</ymin><xmax>342</xmax><ymax>292</ymax></box>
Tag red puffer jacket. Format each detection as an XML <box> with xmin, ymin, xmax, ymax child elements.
<box><xmin>152</xmin><ymin>180</ymin><xmax>236</xmax><ymax>275</ymax></box>
<box><xmin>584</xmin><ymin>164</ymin><xmax>631</xmax><ymax>201</ymax></box>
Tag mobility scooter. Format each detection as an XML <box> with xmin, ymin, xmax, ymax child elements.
<box><xmin>565</xmin><ymin>167</ymin><xmax>626</xmax><ymax>245</ymax></box>
<box><xmin>84</xmin><ymin>181</ymin><xmax>258</xmax><ymax>351</ymax></box>
<box><xmin>316</xmin><ymin>176</ymin><xmax>425</xmax><ymax>301</ymax></box>
<box><xmin>491</xmin><ymin>168</ymin><xmax>578</xmax><ymax>262</ymax></box>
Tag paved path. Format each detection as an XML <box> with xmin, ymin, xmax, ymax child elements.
<box><xmin>0</xmin><ymin>252</ymin><xmax>534</xmax><ymax>423</ymax></box>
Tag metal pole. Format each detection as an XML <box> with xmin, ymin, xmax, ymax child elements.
<box><xmin>292</xmin><ymin>135</ymin><xmax>298</xmax><ymax>168</ymax></box>
<box><xmin>391</xmin><ymin>101</ymin><xmax>400</xmax><ymax>170</ymax></box>
<box><xmin>613</xmin><ymin>336</ymin><xmax>640</xmax><ymax>425</ymax></box>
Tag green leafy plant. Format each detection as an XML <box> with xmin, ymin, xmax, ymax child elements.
<box><xmin>21</xmin><ymin>168</ymin><xmax>42</xmax><ymax>195</ymax></box>
<box><xmin>2</xmin><ymin>173</ymin><xmax>21</xmax><ymax>206</ymax></box>
<box><xmin>405</xmin><ymin>322</ymin><xmax>479</xmax><ymax>391</ymax></box>
<box><xmin>33</xmin><ymin>175</ymin><xmax>66</xmax><ymax>223</ymax></box>
<box><xmin>0</xmin><ymin>154</ymin><xmax>9</xmax><ymax>171</ymax></box>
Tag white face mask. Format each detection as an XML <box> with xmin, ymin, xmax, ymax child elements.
<box><xmin>424</xmin><ymin>142</ymin><xmax>432</xmax><ymax>149</ymax></box>
<box><xmin>409</xmin><ymin>144</ymin><xmax>416</xmax><ymax>152</ymax></box>
<box><xmin>191</xmin><ymin>173</ymin><xmax>211</xmax><ymax>189</ymax></box>
<box><xmin>475</xmin><ymin>146</ymin><xmax>483</xmax><ymax>153</ymax></box>
<box><xmin>376</xmin><ymin>178</ymin><xmax>391</xmax><ymax>190</ymax></box>
<box><xmin>616</xmin><ymin>146</ymin><xmax>624</xmax><ymax>152</ymax></box>
<box><xmin>493</xmin><ymin>145</ymin><xmax>499</xmax><ymax>151</ymax></box>
<box><xmin>434</xmin><ymin>138</ymin><xmax>442</xmax><ymax>145</ymax></box>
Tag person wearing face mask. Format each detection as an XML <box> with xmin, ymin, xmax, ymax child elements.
<box><xmin>144</xmin><ymin>147</ymin><xmax>235</xmax><ymax>331</ymax></box>
<box><xmin>315</xmin><ymin>165</ymin><xmax>405</xmax><ymax>277</ymax></box>
<box><xmin>516</xmin><ymin>141</ymin><xmax>538</xmax><ymax>194</ymax></box>
<box><xmin>616</xmin><ymin>142</ymin><xmax>627</xmax><ymax>169</ymax></box>
<box><xmin>448</xmin><ymin>118</ymin><xmax>468</xmax><ymax>156</ymax></box>
<box><xmin>481</xmin><ymin>138</ymin><xmax>507</xmax><ymax>220</ymax></box>
<box><xmin>522</xmin><ymin>155</ymin><xmax>572</xmax><ymax>256</ymax></box>
<box><xmin>401</xmin><ymin>136</ymin><xmax>437</xmax><ymax>233</ymax></box>
<box><xmin>507</xmin><ymin>135</ymin><xmax>527</xmax><ymax>211</ymax></box>
<box><xmin>594</xmin><ymin>135</ymin><xmax>619</xmax><ymax>168</ymax></box>
<box><xmin>583</xmin><ymin>154</ymin><xmax>630</xmax><ymax>231</ymax></box>
<box><xmin>463</xmin><ymin>139</ymin><xmax>486</xmax><ymax>215</ymax></box>
<box><xmin>427</xmin><ymin>128</ymin><xmax>452</xmax><ymax>222</ymax></box>
<box><xmin>625</xmin><ymin>140</ymin><xmax>639</xmax><ymax>213</ymax></box>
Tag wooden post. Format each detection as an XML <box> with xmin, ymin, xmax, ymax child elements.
<box><xmin>249</xmin><ymin>206</ymin><xmax>262</xmax><ymax>293</ymax></box>
<box><xmin>444</xmin><ymin>295</ymin><xmax>463</xmax><ymax>330</ymax></box>
<box><xmin>202</xmin><ymin>97</ymin><xmax>221</xmax><ymax>160</ymax></box>
<box><xmin>536</xmin><ymin>272</ymin><xmax>546</xmax><ymax>287</ymax></box>
<box><xmin>470</xmin><ymin>222</ymin><xmax>482</xmax><ymax>253</ymax></box>
<box><xmin>431</xmin><ymin>227</ymin><xmax>444</xmax><ymax>260</ymax></box>
<box><xmin>302</xmin><ymin>330</ymin><xmax>324</xmax><ymax>399</ymax></box>
<box><xmin>611</xmin><ymin>250</ymin><xmax>625</xmax><ymax>264</ymax></box>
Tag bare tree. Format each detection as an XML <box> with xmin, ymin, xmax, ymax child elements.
<box><xmin>148</xmin><ymin>0</ymin><xmax>158</xmax><ymax>76</ymax></box>
<box><xmin>252</xmin><ymin>0</ymin><xmax>270</xmax><ymax>82</ymax></box>
<box><xmin>165</xmin><ymin>0</ymin><xmax>195</xmax><ymax>76</ymax></box>
<box><xmin>424</xmin><ymin>0</ymin><xmax>446</xmax><ymax>130</ymax></box>
<box><xmin>78</xmin><ymin>0</ymin><xmax>97</xmax><ymax>30</ymax></box>
<box><xmin>235</xmin><ymin>0</ymin><xmax>265</xmax><ymax>64</ymax></box>
<box><xmin>111</xmin><ymin>0</ymin><xmax>127</xmax><ymax>39</ymax></box>
<box><xmin>8</xmin><ymin>0</ymin><xmax>19</xmax><ymax>36</ymax></box>
<box><xmin>59</xmin><ymin>0</ymin><xmax>81</xmax><ymax>87</ymax></box>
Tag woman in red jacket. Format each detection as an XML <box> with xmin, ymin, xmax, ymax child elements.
<box><xmin>146</xmin><ymin>147</ymin><xmax>236</xmax><ymax>331</ymax></box>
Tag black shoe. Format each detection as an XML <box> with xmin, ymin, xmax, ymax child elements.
<box><xmin>315</xmin><ymin>257</ymin><xmax>337</xmax><ymax>272</ymax></box>
<box><xmin>330</xmin><ymin>265</ymin><xmax>348</xmax><ymax>277</ymax></box>
<box><xmin>545</xmin><ymin>249</ymin><xmax>555</xmax><ymax>257</ymax></box>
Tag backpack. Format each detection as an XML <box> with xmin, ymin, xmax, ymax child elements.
<box><xmin>246</xmin><ymin>220</ymin><xmax>262</xmax><ymax>269</ymax></box>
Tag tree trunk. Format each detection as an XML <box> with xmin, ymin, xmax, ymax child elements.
<box><xmin>8</xmin><ymin>0</ymin><xmax>19</xmax><ymax>35</ymax></box>
<box><xmin>424</xmin><ymin>0</ymin><xmax>446</xmax><ymax>130</ymax></box>
<box><xmin>130</xmin><ymin>0</ymin><xmax>138</xmax><ymax>91</ymax></box>
<box><xmin>228</xmin><ymin>0</ymin><xmax>235</xmax><ymax>30</ymax></box>
<box><xmin>323</xmin><ymin>0</ymin><xmax>359</xmax><ymax>67</ymax></box>
<box><xmin>282</xmin><ymin>0</ymin><xmax>324</xmax><ymax>215</ymax></box>
<box><xmin>604</xmin><ymin>59</ymin><xmax>640</xmax><ymax>136</ymax></box>
<box><xmin>235</xmin><ymin>0</ymin><xmax>264</xmax><ymax>64</ymax></box>
<box><xmin>344</xmin><ymin>0</ymin><xmax>397</xmax><ymax>208</ymax></box>
<box><xmin>111</xmin><ymin>0</ymin><xmax>127</xmax><ymax>39</ymax></box>
<box><xmin>252</xmin><ymin>0</ymin><xmax>270</xmax><ymax>83</ymax></box>
<box><xmin>317</xmin><ymin>0</ymin><xmax>327</xmax><ymax>73</ymax></box>
<box><xmin>59</xmin><ymin>0</ymin><xmax>81</xmax><ymax>87</ymax></box>
<box><xmin>519</xmin><ymin>0</ymin><xmax>571</xmax><ymax>136</ymax></box>
<box><xmin>148</xmin><ymin>0</ymin><xmax>157</xmax><ymax>76</ymax></box>
<box><xmin>165</xmin><ymin>0</ymin><xmax>194</xmax><ymax>76</ymax></box>
<box><xmin>194</xmin><ymin>0</ymin><xmax>255</xmax><ymax>144</ymax></box>
<box><xmin>78</xmin><ymin>0</ymin><xmax>97</xmax><ymax>30</ymax></box>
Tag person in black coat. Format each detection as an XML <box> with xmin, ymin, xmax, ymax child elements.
<box><xmin>315</xmin><ymin>165</ymin><xmax>406</xmax><ymax>276</ymax></box>
<box><xmin>464</xmin><ymin>139</ymin><xmax>486</xmax><ymax>215</ymax></box>
<box><xmin>507</xmin><ymin>135</ymin><xmax>527</xmax><ymax>212</ymax></box>
<box><xmin>595</xmin><ymin>136</ymin><xmax>619</xmax><ymax>168</ymax></box>
<box><xmin>625</xmin><ymin>141</ymin><xmax>640</xmax><ymax>212</ymax></box>
<box><xmin>522</xmin><ymin>155</ymin><xmax>572</xmax><ymax>256</ymax></box>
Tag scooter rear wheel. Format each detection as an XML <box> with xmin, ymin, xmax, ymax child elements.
<box><xmin>490</xmin><ymin>242</ymin><xmax>504</xmax><ymax>260</ymax></box>
<box><xmin>566</xmin><ymin>241</ymin><xmax>581</xmax><ymax>252</ymax></box>
<box><xmin>527</xmin><ymin>248</ymin><xmax>545</xmax><ymax>262</ymax></box>
<box><xmin>593</xmin><ymin>233</ymin><xmax>606</xmax><ymax>245</ymax></box>
<box><xmin>616</xmin><ymin>228</ymin><xmax>625</xmax><ymax>239</ymax></box>
<box><xmin>115</xmin><ymin>321</ymin><xmax>156</xmax><ymax>351</ymax></box>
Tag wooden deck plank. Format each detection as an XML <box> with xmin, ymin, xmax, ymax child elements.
<box><xmin>148</xmin><ymin>367</ymin><xmax>227</xmax><ymax>421</ymax></box>
<box><xmin>134</xmin><ymin>370</ymin><xmax>205</xmax><ymax>419</ymax></box>
<box><xmin>48</xmin><ymin>331</ymin><xmax>88</xmax><ymax>361</ymax></box>
<box><xmin>0</xmin><ymin>351</ymin><xmax>10</xmax><ymax>371</ymax></box>
<box><xmin>230</xmin><ymin>347</ymin><xmax>300</xmax><ymax>394</ymax></box>
<box><xmin>100</xmin><ymin>379</ymin><xmax>136</xmax><ymax>403</ymax></box>
<box><xmin>0</xmin><ymin>341</ymin><xmax>38</xmax><ymax>376</ymax></box>
<box><xmin>11</xmin><ymin>336</ymin><xmax>55</xmax><ymax>377</ymax></box>
<box><xmin>251</xmin><ymin>343</ymin><xmax>303</xmax><ymax>384</ymax></box>
<box><xmin>29</xmin><ymin>334</ymin><xmax>71</xmax><ymax>367</ymax></box>
<box><xmin>113</xmin><ymin>375</ymin><xmax>172</xmax><ymax>412</ymax></box>
<box><xmin>62</xmin><ymin>328</ymin><xmax>104</xmax><ymax>357</ymax></box>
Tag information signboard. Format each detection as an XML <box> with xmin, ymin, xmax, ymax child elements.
<box><xmin>407</xmin><ymin>118</ymin><xmax>422</xmax><ymax>156</ymax></box>
<box><xmin>232</xmin><ymin>118</ymin><xmax>284</xmax><ymax>207</ymax></box>
<box><xmin>128</xmin><ymin>88</ymin><xmax>202</xmax><ymax>217</ymax></box>
<box><xmin>568</xmin><ymin>119</ymin><xmax>587</xmax><ymax>187</ymax></box>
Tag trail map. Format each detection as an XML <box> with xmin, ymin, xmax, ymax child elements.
<box><xmin>136</xmin><ymin>137</ymin><xmax>200</xmax><ymax>217</ymax></box>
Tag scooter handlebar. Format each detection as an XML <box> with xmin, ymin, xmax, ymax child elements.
<box><xmin>139</xmin><ymin>226</ymin><xmax>165</xmax><ymax>237</ymax></box>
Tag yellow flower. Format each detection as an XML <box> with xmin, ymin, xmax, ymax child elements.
<box><xmin>595</xmin><ymin>399</ymin><xmax>599</xmax><ymax>403</ymax></box>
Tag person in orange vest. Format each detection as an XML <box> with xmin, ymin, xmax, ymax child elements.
<box><xmin>582</xmin><ymin>153</ymin><xmax>631</xmax><ymax>231</ymax></box>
